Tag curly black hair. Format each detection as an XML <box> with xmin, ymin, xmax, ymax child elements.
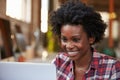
<box><xmin>49</xmin><ymin>0</ymin><xmax>107</xmax><ymax>44</ymax></box>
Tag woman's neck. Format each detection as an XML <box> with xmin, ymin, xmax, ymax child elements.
<box><xmin>74</xmin><ymin>49</ymin><xmax>93</xmax><ymax>70</ymax></box>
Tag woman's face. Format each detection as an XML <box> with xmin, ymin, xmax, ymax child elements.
<box><xmin>61</xmin><ymin>24</ymin><xmax>93</xmax><ymax>61</ymax></box>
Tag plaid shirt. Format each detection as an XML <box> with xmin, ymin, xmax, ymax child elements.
<box><xmin>52</xmin><ymin>52</ymin><xmax>120</xmax><ymax>80</ymax></box>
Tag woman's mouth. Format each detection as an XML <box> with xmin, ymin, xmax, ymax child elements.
<box><xmin>67</xmin><ymin>51</ymin><xmax>79</xmax><ymax>56</ymax></box>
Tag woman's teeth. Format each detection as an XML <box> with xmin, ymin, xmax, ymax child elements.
<box><xmin>67</xmin><ymin>52</ymin><xmax>78</xmax><ymax>55</ymax></box>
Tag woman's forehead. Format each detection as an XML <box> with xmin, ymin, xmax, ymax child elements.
<box><xmin>60</xmin><ymin>24</ymin><xmax>87</xmax><ymax>37</ymax></box>
<box><xmin>61</xmin><ymin>24</ymin><xmax>84</xmax><ymax>33</ymax></box>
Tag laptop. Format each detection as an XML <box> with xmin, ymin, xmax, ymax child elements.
<box><xmin>0</xmin><ymin>62</ymin><xmax>56</xmax><ymax>80</ymax></box>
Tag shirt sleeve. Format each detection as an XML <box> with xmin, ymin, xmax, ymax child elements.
<box><xmin>51</xmin><ymin>54</ymin><xmax>59</xmax><ymax>69</ymax></box>
<box><xmin>110</xmin><ymin>61</ymin><xmax>120</xmax><ymax>79</ymax></box>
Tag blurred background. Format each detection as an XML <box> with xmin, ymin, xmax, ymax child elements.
<box><xmin>0</xmin><ymin>0</ymin><xmax>120</xmax><ymax>63</ymax></box>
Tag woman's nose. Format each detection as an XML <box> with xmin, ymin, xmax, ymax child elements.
<box><xmin>66</xmin><ymin>41</ymin><xmax>74</xmax><ymax>49</ymax></box>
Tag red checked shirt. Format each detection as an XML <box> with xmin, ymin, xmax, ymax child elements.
<box><xmin>52</xmin><ymin>51</ymin><xmax>120</xmax><ymax>80</ymax></box>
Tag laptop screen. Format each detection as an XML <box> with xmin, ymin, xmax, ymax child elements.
<box><xmin>0</xmin><ymin>62</ymin><xmax>56</xmax><ymax>80</ymax></box>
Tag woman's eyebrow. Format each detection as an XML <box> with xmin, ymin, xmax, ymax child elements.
<box><xmin>72</xmin><ymin>34</ymin><xmax>81</xmax><ymax>37</ymax></box>
<box><xmin>61</xmin><ymin>34</ymin><xmax>81</xmax><ymax>37</ymax></box>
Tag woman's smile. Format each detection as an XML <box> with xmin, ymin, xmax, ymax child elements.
<box><xmin>67</xmin><ymin>51</ymin><xmax>80</xmax><ymax>57</ymax></box>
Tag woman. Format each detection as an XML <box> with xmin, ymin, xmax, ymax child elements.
<box><xmin>50</xmin><ymin>0</ymin><xmax>120</xmax><ymax>80</ymax></box>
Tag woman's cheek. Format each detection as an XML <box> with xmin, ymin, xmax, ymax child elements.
<box><xmin>61</xmin><ymin>42</ymin><xmax>66</xmax><ymax>49</ymax></box>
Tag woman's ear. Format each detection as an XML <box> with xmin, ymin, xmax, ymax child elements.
<box><xmin>89</xmin><ymin>37</ymin><xmax>95</xmax><ymax>44</ymax></box>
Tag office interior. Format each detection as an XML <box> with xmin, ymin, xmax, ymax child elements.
<box><xmin>0</xmin><ymin>0</ymin><xmax>120</xmax><ymax>62</ymax></box>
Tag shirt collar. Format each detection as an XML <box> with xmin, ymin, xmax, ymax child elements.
<box><xmin>90</xmin><ymin>51</ymin><xmax>101</xmax><ymax>69</ymax></box>
<box><xmin>66</xmin><ymin>49</ymin><xmax>101</xmax><ymax>72</ymax></box>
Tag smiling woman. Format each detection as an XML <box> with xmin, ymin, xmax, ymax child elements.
<box><xmin>60</xmin><ymin>24</ymin><xmax>92</xmax><ymax>61</ymax></box>
<box><xmin>49</xmin><ymin>0</ymin><xmax>120</xmax><ymax>80</ymax></box>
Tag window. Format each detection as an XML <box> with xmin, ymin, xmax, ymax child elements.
<box><xmin>6</xmin><ymin>0</ymin><xmax>31</xmax><ymax>23</ymax></box>
<box><xmin>41</xmin><ymin>0</ymin><xmax>49</xmax><ymax>33</ymax></box>
<box><xmin>99</xmin><ymin>11</ymin><xmax>118</xmax><ymax>39</ymax></box>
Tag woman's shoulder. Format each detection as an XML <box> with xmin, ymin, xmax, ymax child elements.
<box><xmin>52</xmin><ymin>52</ymin><xmax>71</xmax><ymax>68</ymax></box>
<box><xmin>55</xmin><ymin>52</ymin><xmax>70</xmax><ymax>61</ymax></box>
<box><xmin>93</xmin><ymin>51</ymin><xmax>120</xmax><ymax>64</ymax></box>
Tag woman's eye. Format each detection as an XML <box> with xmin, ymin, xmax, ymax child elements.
<box><xmin>72</xmin><ymin>38</ymin><xmax>80</xmax><ymax>42</ymax></box>
<box><xmin>61</xmin><ymin>37</ymin><xmax>67</xmax><ymax>42</ymax></box>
